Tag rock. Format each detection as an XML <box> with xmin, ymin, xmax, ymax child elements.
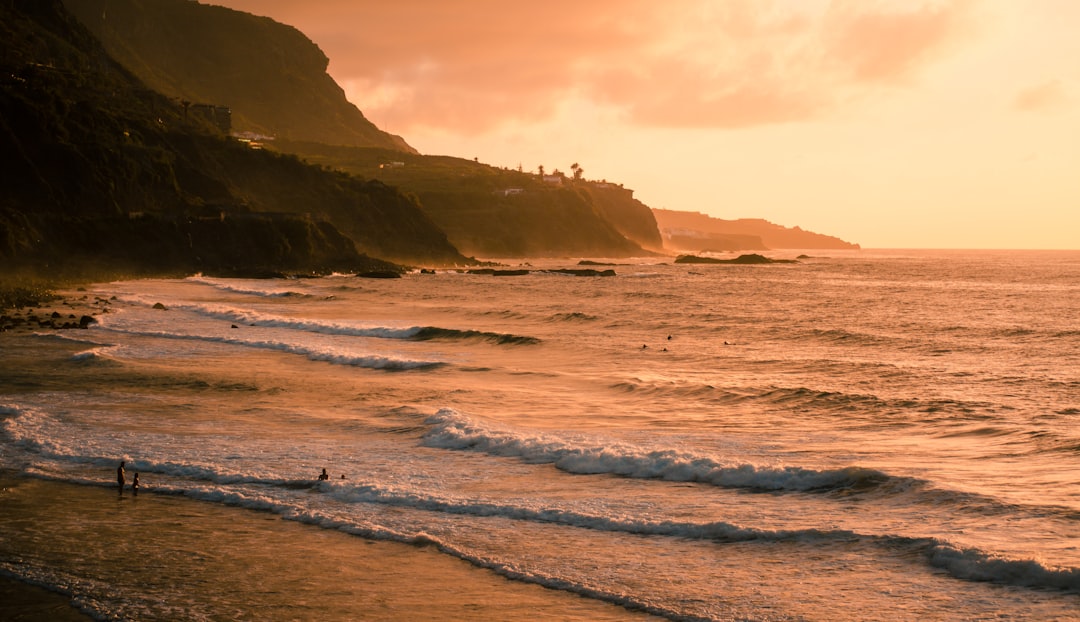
<box><xmin>674</xmin><ymin>253</ymin><xmax>797</xmax><ymax>265</ymax></box>
<box><xmin>152</xmin><ymin>302</ymin><xmax>168</xmax><ymax>310</ymax></box>
<box><xmin>79</xmin><ymin>315</ymin><xmax>97</xmax><ymax>328</ymax></box>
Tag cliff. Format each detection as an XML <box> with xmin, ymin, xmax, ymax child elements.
<box><xmin>63</xmin><ymin>0</ymin><xmax>415</xmax><ymax>153</ymax></box>
<box><xmin>0</xmin><ymin>0</ymin><xmax>467</xmax><ymax>278</ymax></box>
<box><xmin>276</xmin><ymin>142</ymin><xmax>661</xmax><ymax>258</ymax></box>
<box><xmin>58</xmin><ymin>0</ymin><xmax>661</xmax><ymax>259</ymax></box>
<box><xmin>652</xmin><ymin>209</ymin><xmax>860</xmax><ymax>251</ymax></box>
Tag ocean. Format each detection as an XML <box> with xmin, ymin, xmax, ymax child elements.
<box><xmin>2</xmin><ymin>249</ymin><xmax>1078</xmax><ymax>621</ymax></box>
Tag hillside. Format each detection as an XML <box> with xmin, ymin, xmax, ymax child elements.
<box><xmin>59</xmin><ymin>0</ymin><xmax>661</xmax><ymax>259</ymax></box>
<box><xmin>0</xmin><ymin>0</ymin><xmax>468</xmax><ymax>278</ymax></box>
<box><xmin>275</xmin><ymin>141</ymin><xmax>662</xmax><ymax>258</ymax></box>
<box><xmin>63</xmin><ymin>0</ymin><xmax>415</xmax><ymax>152</ymax></box>
<box><xmin>652</xmin><ymin>209</ymin><xmax>860</xmax><ymax>252</ymax></box>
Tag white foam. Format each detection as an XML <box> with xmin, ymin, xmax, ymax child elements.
<box><xmin>187</xmin><ymin>275</ymin><xmax>309</xmax><ymax>297</ymax></box>
<box><xmin>91</xmin><ymin>324</ymin><xmax>442</xmax><ymax>370</ymax></box>
<box><xmin>422</xmin><ymin>408</ymin><xmax>885</xmax><ymax>492</ymax></box>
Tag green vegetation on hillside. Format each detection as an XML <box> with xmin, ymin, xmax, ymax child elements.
<box><xmin>276</xmin><ymin>141</ymin><xmax>663</xmax><ymax>258</ymax></box>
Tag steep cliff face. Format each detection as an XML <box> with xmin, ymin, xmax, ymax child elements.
<box><xmin>1</xmin><ymin>0</ymin><xmax>467</xmax><ymax>276</ymax></box>
<box><xmin>415</xmin><ymin>186</ymin><xmax>647</xmax><ymax>259</ymax></box>
<box><xmin>63</xmin><ymin>0</ymin><xmax>415</xmax><ymax>152</ymax></box>
<box><xmin>582</xmin><ymin>184</ymin><xmax>664</xmax><ymax>252</ymax></box>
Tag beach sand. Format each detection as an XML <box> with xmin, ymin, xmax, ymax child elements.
<box><xmin>0</xmin><ymin>291</ymin><xmax>659</xmax><ymax>620</ymax></box>
<box><xmin>0</xmin><ymin>472</ymin><xmax>657</xmax><ymax>620</ymax></box>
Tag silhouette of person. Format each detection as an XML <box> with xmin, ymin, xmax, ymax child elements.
<box><xmin>132</xmin><ymin>473</ymin><xmax>140</xmax><ymax>495</ymax></box>
<box><xmin>318</xmin><ymin>468</ymin><xmax>329</xmax><ymax>481</ymax></box>
<box><xmin>117</xmin><ymin>461</ymin><xmax>126</xmax><ymax>492</ymax></box>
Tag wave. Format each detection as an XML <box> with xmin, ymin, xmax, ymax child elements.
<box><xmin>69</xmin><ymin>346</ymin><xmax>124</xmax><ymax>367</ymax></box>
<box><xmin>410</xmin><ymin>326</ymin><xmax>539</xmax><ymax>345</ymax></box>
<box><xmin>187</xmin><ymin>275</ymin><xmax>310</xmax><ymax>297</ymax></box>
<box><xmin>113</xmin><ymin>300</ymin><xmax>541</xmax><ymax>346</ymax></box>
<box><xmin>8</xmin><ymin>403</ymin><xmax>1078</xmax><ymax>599</ymax></box>
<box><xmin>323</xmin><ymin>482</ymin><xmax>1080</xmax><ymax>593</ymax></box>
<box><xmin>420</xmin><ymin>409</ymin><xmax>1080</xmax><ymax>523</ymax></box>
<box><xmin>548</xmin><ymin>312</ymin><xmax>599</xmax><ymax>322</ymax></box>
<box><xmin>422</xmin><ymin>408</ymin><xmax>889</xmax><ymax>492</ymax></box>
<box><xmin>91</xmin><ymin>324</ymin><xmax>442</xmax><ymax>370</ymax></box>
<box><xmin>609</xmin><ymin>380</ymin><xmax>996</xmax><ymax>420</ymax></box>
<box><xmin>19</xmin><ymin>459</ymin><xmax>1080</xmax><ymax>597</ymax></box>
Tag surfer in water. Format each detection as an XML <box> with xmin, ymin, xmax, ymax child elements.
<box><xmin>318</xmin><ymin>468</ymin><xmax>329</xmax><ymax>481</ymax></box>
<box><xmin>117</xmin><ymin>461</ymin><xmax>125</xmax><ymax>492</ymax></box>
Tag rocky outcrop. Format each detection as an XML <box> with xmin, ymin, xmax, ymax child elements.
<box><xmin>674</xmin><ymin>254</ymin><xmax>797</xmax><ymax>264</ymax></box>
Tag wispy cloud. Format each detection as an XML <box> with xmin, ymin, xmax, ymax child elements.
<box><xmin>215</xmin><ymin>0</ymin><xmax>979</xmax><ymax>132</ymax></box>
<box><xmin>1012</xmin><ymin>79</ymin><xmax>1069</xmax><ymax>112</ymax></box>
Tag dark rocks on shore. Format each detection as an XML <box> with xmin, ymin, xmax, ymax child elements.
<box><xmin>0</xmin><ymin>310</ymin><xmax>98</xmax><ymax>331</ymax></box>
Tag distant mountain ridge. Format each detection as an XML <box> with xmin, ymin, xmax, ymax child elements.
<box><xmin>652</xmin><ymin>208</ymin><xmax>860</xmax><ymax>251</ymax></box>
<box><xmin>63</xmin><ymin>0</ymin><xmax>415</xmax><ymax>152</ymax></box>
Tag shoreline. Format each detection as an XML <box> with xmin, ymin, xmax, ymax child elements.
<box><xmin>0</xmin><ymin>471</ymin><xmax>659</xmax><ymax>621</ymax></box>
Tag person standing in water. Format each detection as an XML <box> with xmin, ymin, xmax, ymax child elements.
<box><xmin>117</xmin><ymin>461</ymin><xmax>126</xmax><ymax>492</ymax></box>
<box><xmin>132</xmin><ymin>473</ymin><xmax>140</xmax><ymax>495</ymax></box>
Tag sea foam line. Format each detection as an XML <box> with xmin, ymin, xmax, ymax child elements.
<box><xmin>21</xmin><ymin>458</ymin><xmax>1080</xmax><ymax>596</ymax></box>
<box><xmin>8</xmin><ymin>410</ymin><xmax>1077</xmax><ymax>598</ymax></box>
<box><xmin>187</xmin><ymin>275</ymin><xmax>310</xmax><ymax>297</ymax></box>
<box><xmin>92</xmin><ymin>324</ymin><xmax>442</xmax><ymax>370</ymax></box>
<box><xmin>422</xmin><ymin>408</ymin><xmax>888</xmax><ymax>492</ymax></box>
<box><xmin>109</xmin><ymin>298</ymin><xmax>540</xmax><ymax>345</ymax></box>
<box><xmin>139</xmin><ymin>482</ymin><xmax>702</xmax><ymax>621</ymax></box>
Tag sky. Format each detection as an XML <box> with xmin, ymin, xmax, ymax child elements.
<box><xmin>212</xmin><ymin>0</ymin><xmax>1079</xmax><ymax>249</ymax></box>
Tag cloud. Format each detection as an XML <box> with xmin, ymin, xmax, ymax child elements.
<box><xmin>212</xmin><ymin>0</ymin><xmax>978</xmax><ymax>132</ymax></box>
<box><xmin>821</xmin><ymin>0</ymin><xmax>975</xmax><ymax>83</ymax></box>
<box><xmin>1012</xmin><ymin>80</ymin><xmax>1069</xmax><ymax>112</ymax></box>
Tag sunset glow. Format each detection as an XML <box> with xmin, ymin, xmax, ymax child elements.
<box><xmin>210</xmin><ymin>1</ymin><xmax>1080</xmax><ymax>250</ymax></box>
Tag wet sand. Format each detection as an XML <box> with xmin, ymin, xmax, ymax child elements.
<box><xmin>0</xmin><ymin>575</ymin><xmax>91</xmax><ymax>621</ymax></box>
<box><xmin>0</xmin><ymin>473</ymin><xmax>657</xmax><ymax>620</ymax></box>
<box><xmin>0</xmin><ymin>294</ymin><xmax>639</xmax><ymax>620</ymax></box>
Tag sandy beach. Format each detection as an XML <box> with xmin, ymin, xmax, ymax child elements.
<box><xmin>0</xmin><ymin>290</ymin><xmax>659</xmax><ymax>621</ymax></box>
<box><xmin>0</xmin><ymin>472</ymin><xmax>656</xmax><ymax>621</ymax></box>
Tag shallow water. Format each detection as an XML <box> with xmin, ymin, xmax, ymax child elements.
<box><xmin>2</xmin><ymin>249</ymin><xmax>1079</xmax><ymax>620</ymax></box>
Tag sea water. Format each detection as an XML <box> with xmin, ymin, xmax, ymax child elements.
<box><xmin>1</xmin><ymin>249</ymin><xmax>1078</xmax><ymax>620</ymax></box>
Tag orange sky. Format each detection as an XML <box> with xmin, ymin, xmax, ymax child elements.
<box><xmin>212</xmin><ymin>0</ymin><xmax>1079</xmax><ymax>249</ymax></box>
